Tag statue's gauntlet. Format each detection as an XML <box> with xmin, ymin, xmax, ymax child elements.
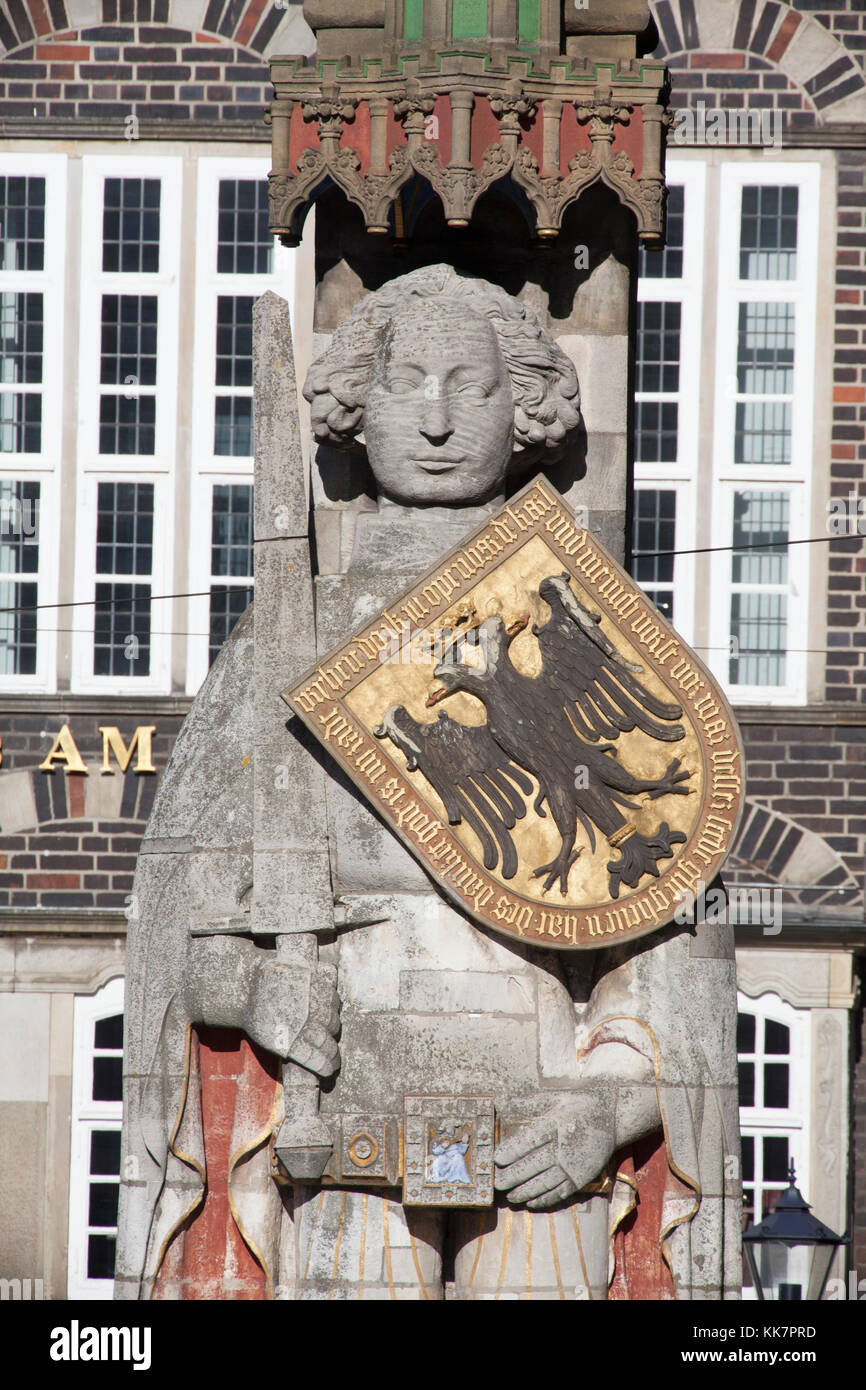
<box><xmin>183</xmin><ymin>936</ymin><xmax>340</xmax><ymax>1077</ymax></box>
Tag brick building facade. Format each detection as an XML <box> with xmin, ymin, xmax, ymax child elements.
<box><xmin>0</xmin><ymin>0</ymin><xmax>863</xmax><ymax>1298</ymax></box>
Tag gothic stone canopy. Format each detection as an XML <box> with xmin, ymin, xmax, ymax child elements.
<box><xmin>268</xmin><ymin>2</ymin><xmax>669</xmax><ymax>244</ymax></box>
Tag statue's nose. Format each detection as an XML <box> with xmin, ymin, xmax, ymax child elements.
<box><xmin>419</xmin><ymin>397</ymin><xmax>454</xmax><ymax>444</ymax></box>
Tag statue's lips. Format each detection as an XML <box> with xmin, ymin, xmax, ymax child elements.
<box><xmin>410</xmin><ymin>458</ymin><xmax>462</xmax><ymax>473</ymax></box>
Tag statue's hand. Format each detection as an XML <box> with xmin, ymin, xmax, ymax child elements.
<box><xmin>248</xmin><ymin>959</ymin><xmax>341</xmax><ymax>1078</ymax></box>
<box><xmin>494</xmin><ymin>1086</ymin><xmax>614</xmax><ymax>1211</ymax></box>
<box><xmin>495</xmin><ymin>1053</ymin><xmax>661</xmax><ymax>1211</ymax></box>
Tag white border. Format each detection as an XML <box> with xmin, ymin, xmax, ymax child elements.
<box><xmin>0</xmin><ymin>155</ymin><xmax>67</xmax><ymax>693</ymax></box>
<box><xmin>711</xmin><ymin>163</ymin><xmax>820</xmax><ymax>705</ymax></box>
<box><xmin>67</xmin><ymin>976</ymin><xmax>125</xmax><ymax>1302</ymax></box>
<box><xmin>72</xmin><ymin>157</ymin><xmax>182</xmax><ymax>694</ymax></box>
<box><xmin>186</xmin><ymin>158</ymin><xmax>295</xmax><ymax>692</ymax></box>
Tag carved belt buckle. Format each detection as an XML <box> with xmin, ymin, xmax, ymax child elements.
<box><xmin>402</xmin><ymin>1095</ymin><xmax>495</xmax><ymax>1208</ymax></box>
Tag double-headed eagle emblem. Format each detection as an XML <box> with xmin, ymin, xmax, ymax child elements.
<box><xmin>285</xmin><ymin>480</ymin><xmax>744</xmax><ymax>948</ymax></box>
<box><xmin>375</xmin><ymin>575</ymin><xmax>691</xmax><ymax>901</ymax></box>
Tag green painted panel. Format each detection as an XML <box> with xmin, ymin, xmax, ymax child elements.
<box><xmin>518</xmin><ymin>0</ymin><xmax>540</xmax><ymax>42</ymax></box>
<box><xmin>404</xmin><ymin>0</ymin><xmax>423</xmax><ymax>40</ymax></box>
<box><xmin>452</xmin><ymin>0</ymin><xmax>487</xmax><ymax>40</ymax></box>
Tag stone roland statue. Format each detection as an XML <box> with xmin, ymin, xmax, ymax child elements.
<box><xmin>117</xmin><ymin>266</ymin><xmax>740</xmax><ymax>1301</ymax></box>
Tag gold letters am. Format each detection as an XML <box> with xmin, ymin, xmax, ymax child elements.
<box><xmin>285</xmin><ymin>479</ymin><xmax>745</xmax><ymax>950</ymax></box>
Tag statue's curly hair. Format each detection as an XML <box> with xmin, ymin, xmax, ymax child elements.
<box><xmin>303</xmin><ymin>265</ymin><xmax>582</xmax><ymax>470</ymax></box>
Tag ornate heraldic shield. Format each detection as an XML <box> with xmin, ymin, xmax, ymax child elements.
<box><xmin>284</xmin><ymin>478</ymin><xmax>745</xmax><ymax>950</ymax></box>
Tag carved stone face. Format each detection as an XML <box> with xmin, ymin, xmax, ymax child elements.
<box><xmin>363</xmin><ymin>300</ymin><xmax>515</xmax><ymax>506</ymax></box>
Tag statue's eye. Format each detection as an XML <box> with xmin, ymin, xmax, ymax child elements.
<box><xmin>386</xmin><ymin>377</ymin><xmax>419</xmax><ymax>396</ymax></box>
<box><xmin>456</xmin><ymin>381</ymin><xmax>489</xmax><ymax>401</ymax></box>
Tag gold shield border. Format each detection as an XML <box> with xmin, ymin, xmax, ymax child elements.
<box><xmin>282</xmin><ymin>476</ymin><xmax>746</xmax><ymax>950</ymax></box>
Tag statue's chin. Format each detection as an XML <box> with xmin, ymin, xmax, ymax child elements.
<box><xmin>378</xmin><ymin>473</ymin><xmax>507</xmax><ymax>509</ymax></box>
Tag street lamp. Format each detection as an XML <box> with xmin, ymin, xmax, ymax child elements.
<box><xmin>742</xmin><ymin>1162</ymin><xmax>848</xmax><ymax>1301</ymax></box>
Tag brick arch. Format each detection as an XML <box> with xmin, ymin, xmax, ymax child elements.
<box><xmin>0</xmin><ymin>0</ymin><xmax>305</xmax><ymax>59</ymax></box>
<box><xmin>0</xmin><ymin>765</ymin><xmax>151</xmax><ymax>909</ymax></box>
<box><xmin>728</xmin><ymin>797</ymin><xmax>859</xmax><ymax>911</ymax></box>
<box><xmin>649</xmin><ymin>0</ymin><xmax>866</xmax><ymax>123</ymax></box>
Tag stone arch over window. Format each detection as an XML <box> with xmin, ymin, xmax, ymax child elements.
<box><xmin>0</xmin><ymin>0</ymin><xmax>311</xmax><ymax>60</ymax></box>
<box><xmin>729</xmin><ymin>797</ymin><xmax>859</xmax><ymax>912</ymax></box>
<box><xmin>649</xmin><ymin>0</ymin><xmax>866</xmax><ymax>123</ymax></box>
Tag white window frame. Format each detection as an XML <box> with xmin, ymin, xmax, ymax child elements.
<box><xmin>631</xmin><ymin>479</ymin><xmax>696</xmax><ymax>648</ymax></box>
<box><xmin>709</xmin><ymin>482</ymin><xmax>808</xmax><ymax>704</ymax></box>
<box><xmin>76</xmin><ymin>156</ymin><xmax>181</xmax><ymax>473</ymax></box>
<box><xmin>0</xmin><ymin>468</ymin><xmax>59</xmax><ymax>692</ymax></box>
<box><xmin>186</xmin><ymin>158</ymin><xmax>295</xmax><ymax>693</ymax></box>
<box><xmin>68</xmin><ymin>976</ymin><xmax>125</xmax><ymax>1301</ymax></box>
<box><xmin>71</xmin><ymin>472</ymin><xmax>172</xmax><ymax>693</ymax></box>
<box><xmin>191</xmin><ymin>157</ymin><xmax>295</xmax><ymax>477</ymax></box>
<box><xmin>737</xmin><ymin>989</ymin><xmax>810</xmax><ymax>1300</ymax></box>
<box><xmin>633</xmin><ymin>160</ymin><xmax>705</xmax><ymax>650</ymax></box>
<box><xmin>71</xmin><ymin>156</ymin><xmax>182</xmax><ymax>694</ymax></box>
<box><xmin>0</xmin><ymin>154</ymin><xmax>66</xmax><ymax>472</ymax></box>
<box><xmin>187</xmin><ymin>471</ymin><xmax>255</xmax><ymax>691</ymax></box>
<box><xmin>0</xmin><ymin>155</ymin><xmax>67</xmax><ymax>693</ymax></box>
<box><xmin>710</xmin><ymin>162</ymin><xmax>820</xmax><ymax>706</ymax></box>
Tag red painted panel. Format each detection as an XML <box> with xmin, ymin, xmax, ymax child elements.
<box><xmin>432</xmin><ymin>93</ymin><xmax>452</xmax><ymax>167</ymax></box>
<box><xmin>559</xmin><ymin>101</ymin><xmax>592</xmax><ymax>173</ymax></box>
<box><xmin>290</xmin><ymin>100</ymin><xmax>321</xmax><ymax>173</ymax></box>
<box><xmin>470</xmin><ymin>96</ymin><xmax>502</xmax><ymax>167</ymax></box>
<box><xmin>609</xmin><ymin>1133</ymin><xmax>678</xmax><ymax>1300</ymax></box>
<box><xmin>343</xmin><ymin>99</ymin><xmax>371</xmax><ymax>176</ymax></box>
<box><xmin>154</xmin><ymin>1027</ymin><xmax>280</xmax><ymax>1301</ymax></box>
<box><xmin>386</xmin><ymin>101</ymin><xmax>408</xmax><ymax>158</ymax></box>
<box><xmin>520</xmin><ymin>104</ymin><xmax>544</xmax><ymax>165</ymax></box>
<box><xmin>617</xmin><ymin>105</ymin><xmax>644</xmax><ymax>179</ymax></box>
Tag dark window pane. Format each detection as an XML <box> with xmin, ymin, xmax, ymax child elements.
<box><xmin>215</xmin><ymin>297</ymin><xmax>254</xmax><ymax>387</ymax></box>
<box><xmin>90</xmin><ymin>1129</ymin><xmax>121</xmax><ymax>1176</ymax></box>
<box><xmin>732</xmin><ymin>492</ymin><xmax>789</xmax><ymax>586</ymax></box>
<box><xmin>95</xmin><ymin>482</ymin><xmax>153</xmax><ymax>576</ymax></box>
<box><xmin>635</xmin><ymin>401</ymin><xmax>678</xmax><ymax>463</ymax></box>
<box><xmin>211</xmin><ymin>484</ymin><xmax>254</xmax><ymax>578</ymax></box>
<box><xmin>209</xmin><ymin>584</ymin><xmax>253</xmax><ymax>666</ymax></box>
<box><xmin>0</xmin><ymin>293</ymin><xmax>43</xmax><ymax>384</ymax></box>
<box><xmin>636</xmin><ymin>301</ymin><xmax>681</xmax><ymax>394</ymax></box>
<box><xmin>764</xmin><ymin>1019</ymin><xmax>790</xmax><ymax>1056</ymax></box>
<box><xmin>639</xmin><ymin>185</ymin><xmax>684</xmax><ymax>279</ymax></box>
<box><xmin>94</xmin><ymin>1013</ymin><xmax>124</xmax><ymax>1049</ymax></box>
<box><xmin>214</xmin><ymin>396</ymin><xmax>253</xmax><ymax>456</ymax></box>
<box><xmin>0</xmin><ymin>578</ymin><xmax>38</xmax><ymax>675</ymax></box>
<box><xmin>737</xmin><ymin>301</ymin><xmax>794</xmax><ymax>397</ymax></box>
<box><xmin>87</xmin><ymin>1233</ymin><xmax>116</xmax><ymax>1279</ymax></box>
<box><xmin>764</xmin><ymin>1063</ymin><xmax>789</xmax><ymax>1109</ymax></box>
<box><xmin>740</xmin><ymin>185</ymin><xmax>798</xmax><ymax>280</ymax></box>
<box><xmin>741</xmin><ymin>1135</ymin><xmax>754</xmax><ymax>1183</ymax></box>
<box><xmin>92</xmin><ymin>1056</ymin><xmax>123</xmax><ymax>1102</ymax></box>
<box><xmin>99</xmin><ymin>395</ymin><xmax>155</xmax><ymax>455</ymax></box>
<box><xmin>738</xmin><ymin>1061</ymin><xmax>755</xmax><ymax>1108</ymax></box>
<box><xmin>0</xmin><ymin>392</ymin><xmax>42</xmax><ymax>453</ymax></box>
<box><xmin>730</xmin><ymin>592</ymin><xmax>787</xmax><ymax>688</ymax></box>
<box><xmin>631</xmin><ymin>489</ymin><xmax>676</xmax><ymax>587</ymax></box>
<box><xmin>217</xmin><ymin>179</ymin><xmax>273</xmax><ymax>274</ymax></box>
<box><xmin>641</xmin><ymin>590</ymin><xmax>674</xmax><ymax>622</ymax></box>
<box><xmin>93</xmin><ymin>583</ymin><xmax>151</xmax><ymax>678</ymax></box>
<box><xmin>737</xmin><ymin>1012</ymin><xmax>756</xmax><ymax>1054</ymax></box>
<box><xmin>100</xmin><ymin>295</ymin><xmax>158</xmax><ymax>386</ymax></box>
<box><xmin>103</xmin><ymin>178</ymin><xmax>160</xmax><ymax>273</ymax></box>
<box><xmin>0</xmin><ymin>478</ymin><xmax>40</xmax><ymax>573</ymax></box>
<box><xmin>763</xmin><ymin>1135</ymin><xmax>789</xmax><ymax>1182</ymax></box>
<box><xmin>0</xmin><ymin>176</ymin><xmax>45</xmax><ymax>271</ymax></box>
<box><xmin>88</xmin><ymin>1181</ymin><xmax>119</xmax><ymax>1227</ymax></box>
